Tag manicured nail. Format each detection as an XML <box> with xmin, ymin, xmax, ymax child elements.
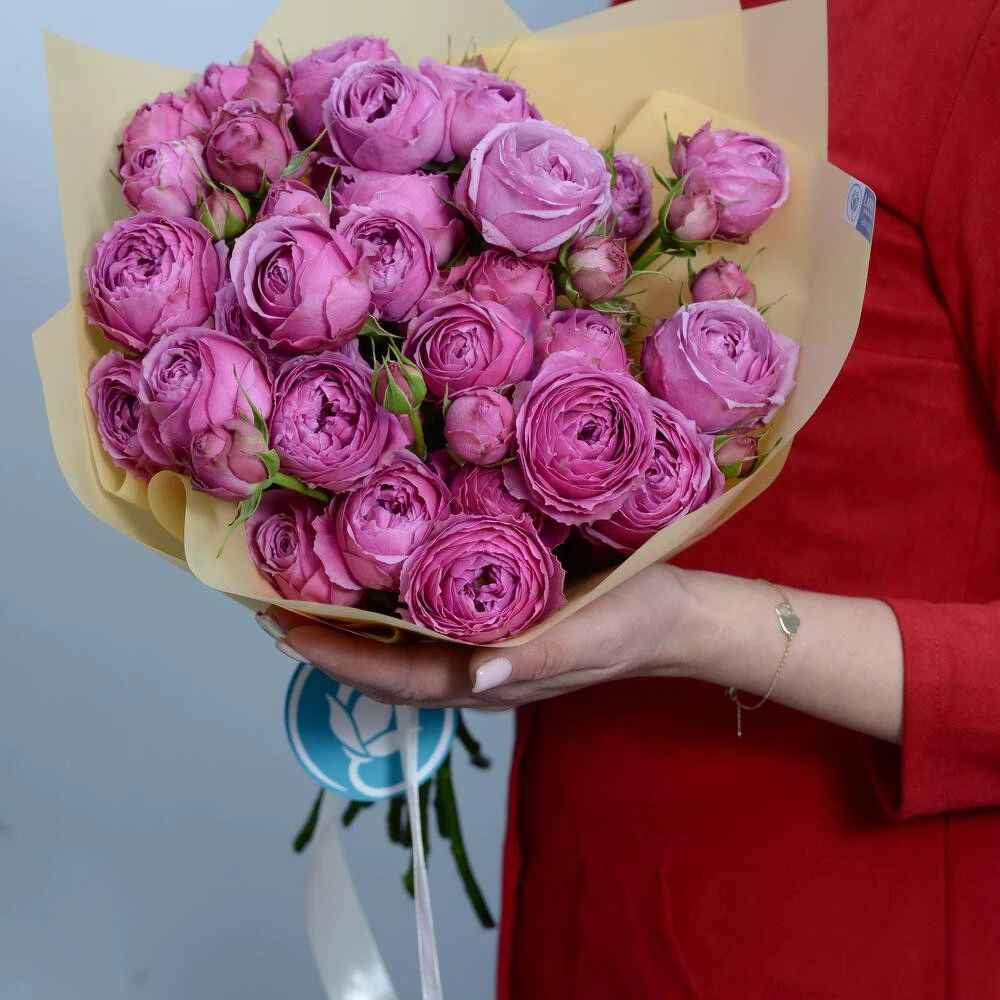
<box><xmin>473</xmin><ymin>656</ymin><xmax>512</xmax><ymax>693</ymax></box>
<box><xmin>276</xmin><ymin>640</ymin><xmax>304</xmax><ymax>663</ymax></box>
<box><xmin>255</xmin><ymin>611</ymin><xmax>287</xmax><ymax>642</ymax></box>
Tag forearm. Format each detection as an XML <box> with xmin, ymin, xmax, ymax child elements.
<box><xmin>655</xmin><ymin>567</ymin><xmax>905</xmax><ymax>744</ymax></box>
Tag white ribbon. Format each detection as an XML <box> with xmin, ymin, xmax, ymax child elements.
<box><xmin>307</xmin><ymin>704</ymin><xmax>445</xmax><ymax>1000</ymax></box>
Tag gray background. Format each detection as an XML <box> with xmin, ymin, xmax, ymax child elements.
<box><xmin>0</xmin><ymin>0</ymin><xmax>603</xmax><ymax>997</ymax></box>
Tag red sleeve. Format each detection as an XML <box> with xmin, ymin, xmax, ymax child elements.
<box><xmin>865</xmin><ymin>2</ymin><xmax>1000</xmax><ymax>820</ymax></box>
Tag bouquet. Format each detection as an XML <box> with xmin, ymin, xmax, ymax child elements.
<box><xmin>35</xmin><ymin>0</ymin><xmax>872</xmax><ymax>992</ymax></box>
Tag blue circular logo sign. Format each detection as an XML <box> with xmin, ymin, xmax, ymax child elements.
<box><xmin>285</xmin><ymin>663</ymin><xmax>457</xmax><ymax>802</ymax></box>
<box><xmin>846</xmin><ymin>181</ymin><xmax>863</xmax><ymax>223</ymax></box>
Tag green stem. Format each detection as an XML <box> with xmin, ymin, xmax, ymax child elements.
<box><xmin>629</xmin><ymin>228</ymin><xmax>663</xmax><ymax>266</ymax></box>
<box><xmin>292</xmin><ymin>789</ymin><xmax>324</xmax><ymax>853</ymax></box>
<box><xmin>272</xmin><ymin>472</ymin><xmax>332</xmax><ymax>504</ymax></box>
<box><xmin>434</xmin><ymin>756</ymin><xmax>496</xmax><ymax>928</ymax></box>
<box><xmin>408</xmin><ymin>410</ymin><xmax>426</xmax><ymax>460</ymax></box>
<box><xmin>456</xmin><ymin>713</ymin><xmax>492</xmax><ymax>769</ymax></box>
<box><xmin>341</xmin><ymin>800</ymin><xmax>373</xmax><ymax>828</ymax></box>
<box><xmin>388</xmin><ymin>795</ymin><xmax>405</xmax><ymax>845</ymax></box>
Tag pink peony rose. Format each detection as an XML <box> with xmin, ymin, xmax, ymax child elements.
<box><xmin>189</xmin><ymin>418</ymin><xmax>270</xmax><ymax>501</ymax></box>
<box><xmin>86</xmin><ymin>214</ymin><xmax>223</xmax><ymax>353</ymax></box>
<box><xmin>257</xmin><ymin>177</ymin><xmax>330</xmax><ymax>225</ymax></box>
<box><xmin>444</xmin><ymin>388</ymin><xmax>515</xmax><ymax>465</ymax></box>
<box><xmin>186</xmin><ymin>42</ymin><xmax>289</xmax><ymax>117</ymax></box>
<box><xmin>120</xmin><ymin>137</ymin><xmax>208</xmax><ymax>218</ymax></box>
<box><xmin>204</xmin><ymin>99</ymin><xmax>297</xmax><ymax>194</ymax></box>
<box><xmin>608</xmin><ymin>152</ymin><xmax>653</xmax><ymax>241</ymax></box>
<box><xmin>399</xmin><ymin>513</ymin><xmax>565</xmax><ymax>642</ymax></box>
<box><xmin>566</xmin><ymin>235</ymin><xmax>631</xmax><ymax>302</ymax></box>
<box><xmin>119</xmin><ymin>92</ymin><xmax>210</xmax><ymax>163</ymax></box>
<box><xmin>689</xmin><ymin>258</ymin><xmax>757</xmax><ymax>307</ymax></box>
<box><xmin>641</xmin><ymin>299</ymin><xmax>798</xmax><ymax>433</ymax></box>
<box><xmin>444</xmin><ymin>250</ymin><xmax>555</xmax><ymax>312</ymax></box>
<box><xmin>666</xmin><ymin>190</ymin><xmax>721</xmax><ymax>243</ymax></box>
<box><xmin>536</xmin><ymin>309</ymin><xmax>631</xmax><ymax>373</ymax></box>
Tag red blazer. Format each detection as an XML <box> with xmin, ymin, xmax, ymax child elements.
<box><xmin>499</xmin><ymin>1</ymin><xmax>1000</xmax><ymax>997</ymax></box>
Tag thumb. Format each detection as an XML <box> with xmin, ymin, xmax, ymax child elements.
<box><xmin>468</xmin><ymin>636</ymin><xmax>565</xmax><ymax>694</ymax></box>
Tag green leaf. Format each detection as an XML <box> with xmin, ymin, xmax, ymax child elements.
<box><xmin>293</xmin><ymin>789</ymin><xmax>324</xmax><ymax>853</ymax></box>
<box><xmin>258</xmin><ymin>448</ymin><xmax>281</xmax><ymax>481</ymax></box>
<box><xmin>664</xmin><ymin>113</ymin><xmax>676</xmax><ymax>162</ymax></box>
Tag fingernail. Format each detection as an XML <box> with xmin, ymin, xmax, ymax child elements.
<box><xmin>276</xmin><ymin>640</ymin><xmax>305</xmax><ymax>663</ymax></box>
<box><xmin>255</xmin><ymin>611</ymin><xmax>287</xmax><ymax>642</ymax></box>
<box><xmin>473</xmin><ymin>656</ymin><xmax>512</xmax><ymax>693</ymax></box>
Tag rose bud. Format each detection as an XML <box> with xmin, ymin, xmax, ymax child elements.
<box><xmin>189</xmin><ymin>417</ymin><xmax>270</xmax><ymax>501</ymax></box>
<box><xmin>199</xmin><ymin>187</ymin><xmax>251</xmax><ymax>241</ymax></box>
<box><xmin>119</xmin><ymin>92</ymin><xmax>210</xmax><ymax>163</ymax></box>
<box><xmin>666</xmin><ymin>190</ymin><xmax>721</xmax><ymax>243</ymax></box>
<box><xmin>608</xmin><ymin>152</ymin><xmax>653</xmax><ymax>241</ymax></box>
<box><xmin>86</xmin><ymin>352</ymin><xmax>165</xmax><ymax>481</ymax></box>
<box><xmin>338</xmin><ymin>206</ymin><xmax>437</xmax><ymax>322</ymax></box>
<box><xmin>672</xmin><ymin>123</ymin><xmax>789</xmax><ymax>239</ymax></box>
<box><xmin>404</xmin><ymin>295</ymin><xmax>534</xmax><ymax>400</ymax></box>
<box><xmin>715</xmin><ymin>433</ymin><xmax>759</xmax><ymax>478</ymax></box>
<box><xmin>445</xmin><ymin>388</ymin><xmax>515</xmax><ymax>465</ymax></box>
<box><xmin>316</xmin><ymin>451</ymin><xmax>450</xmax><ymax>591</ymax></box>
<box><xmin>289</xmin><ymin>36</ymin><xmax>399</xmax><ymax>146</ymax></box>
<box><xmin>187</xmin><ymin>42</ymin><xmax>289</xmax><ymax>117</ymax></box>
<box><xmin>335</xmin><ymin>169</ymin><xmax>464</xmax><ymax>265</ymax></box>
<box><xmin>247</xmin><ymin>490</ymin><xmax>362</xmax><ymax>606</ymax></box>
<box><xmin>323</xmin><ymin>61</ymin><xmax>446</xmax><ymax>173</ymax></box>
<box><xmin>205</xmin><ymin>99</ymin><xmax>297</xmax><ymax>194</ymax></box>
<box><xmin>642</xmin><ymin>299</ymin><xmax>799</xmax><ymax>433</ymax></box>
<box><xmin>270</xmin><ymin>352</ymin><xmax>408</xmax><ymax>492</ymax></box>
<box><xmin>373</xmin><ymin>358</ymin><xmax>426</xmax><ymax>414</ymax></box>
<box><xmin>399</xmin><ymin>514</ymin><xmax>565</xmax><ymax>643</ymax></box>
<box><xmin>419</xmin><ymin>59</ymin><xmax>539</xmax><ymax>161</ymax></box>
<box><xmin>257</xmin><ymin>177</ymin><xmax>330</xmax><ymax>225</ymax></box>
<box><xmin>230</xmin><ymin>215</ymin><xmax>371</xmax><ymax>354</ymax></box>
<box><xmin>690</xmin><ymin>258</ymin><xmax>757</xmax><ymax>307</ymax></box>
<box><xmin>566</xmin><ymin>235</ymin><xmax>631</xmax><ymax>302</ymax></box>
<box><xmin>120</xmin><ymin>137</ymin><xmax>208</xmax><ymax>217</ymax></box>
<box><xmin>86</xmin><ymin>214</ymin><xmax>223</xmax><ymax>353</ymax></box>
<box><xmin>504</xmin><ymin>352</ymin><xmax>655</xmax><ymax>525</ymax></box>
<box><xmin>445</xmin><ymin>250</ymin><xmax>555</xmax><ymax>312</ymax></box>
<box><xmin>537</xmin><ymin>309</ymin><xmax>631</xmax><ymax>373</ymax></box>
<box><xmin>580</xmin><ymin>398</ymin><xmax>724</xmax><ymax>554</ymax></box>
<box><xmin>455</xmin><ymin>120</ymin><xmax>612</xmax><ymax>259</ymax></box>
<box><xmin>138</xmin><ymin>327</ymin><xmax>273</xmax><ymax>468</ymax></box>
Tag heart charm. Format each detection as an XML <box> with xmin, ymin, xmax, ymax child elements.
<box><xmin>776</xmin><ymin>603</ymin><xmax>800</xmax><ymax>636</ymax></box>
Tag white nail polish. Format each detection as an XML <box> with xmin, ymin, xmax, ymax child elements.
<box><xmin>255</xmin><ymin>611</ymin><xmax>287</xmax><ymax>642</ymax></box>
<box><xmin>276</xmin><ymin>640</ymin><xmax>304</xmax><ymax>662</ymax></box>
<box><xmin>473</xmin><ymin>656</ymin><xmax>512</xmax><ymax>693</ymax></box>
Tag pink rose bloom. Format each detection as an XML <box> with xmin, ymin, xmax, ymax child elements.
<box><xmin>205</xmin><ymin>99</ymin><xmax>297</xmax><ymax>194</ymax></box>
<box><xmin>449</xmin><ymin>464</ymin><xmax>568</xmax><ymax>549</ymax></box>
<box><xmin>230</xmin><ymin>215</ymin><xmax>371</xmax><ymax>354</ymax></box>
<box><xmin>270</xmin><ymin>352</ymin><xmax>408</xmax><ymax>492</ymax></box>
<box><xmin>189</xmin><ymin>418</ymin><xmax>270</xmax><ymax>501</ymax></box>
<box><xmin>715</xmin><ymin>433</ymin><xmax>759</xmax><ymax>478</ymax></box>
<box><xmin>505</xmin><ymin>352</ymin><xmax>655</xmax><ymax>524</ymax></box>
<box><xmin>580</xmin><ymin>398</ymin><xmax>724</xmax><ymax>553</ymax></box>
<box><xmin>119</xmin><ymin>92</ymin><xmax>210</xmax><ymax>163</ymax></box>
<box><xmin>689</xmin><ymin>258</ymin><xmax>757</xmax><ymax>307</ymax></box>
<box><xmin>318</xmin><ymin>451</ymin><xmax>450</xmax><ymax>591</ymax></box>
<box><xmin>537</xmin><ymin>309</ymin><xmax>630</xmax><ymax>373</ymax></box>
<box><xmin>399</xmin><ymin>513</ymin><xmax>565</xmax><ymax>643</ymax></box>
<box><xmin>419</xmin><ymin>59</ymin><xmax>539</xmax><ymax>161</ymax></box>
<box><xmin>455</xmin><ymin>120</ymin><xmax>611</xmax><ymax>259</ymax></box>
<box><xmin>608</xmin><ymin>152</ymin><xmax>653</xmax><ymax>241</ymax></box>
<box><xmin>258</xmin><ymin>177</ymin><xmax>330</xmax><ymax>225</ymax></box>
<box><xmin>444</xmin><ymin>250</ymin><xmax>554</xmax><ymax>312</ymax></box>
<box><xmin>666</xmin><ymin>190</ymin><xmax>721</xmax><ymax>243</ymax></box>
<box><xmin>672</xmin><ymin>123</ymin><xmax>789</xmax><ymax>239</ymax></box>
<box><xmin>566</xmin><ymin>235</ymin><xmax>631</xmax><ymax>302</ymax></box>
<box><xmin>323</xmin><ymin>61</ymin><xmax>445</xmax><ymax>173</ymax></box>
<box><xmin>404</xmin><ymin>295</ymin><xmax>534</xmax><ymax>400</ymax></box>
<box><xmin>289</xmin><ymin>37</ymin><xmax>399</xmax><ymax>145</ymax></box>
<box><xmin>641</xmin><ymin>299</ymin><xmax>799</xmax><ymax>433</ymax></box>
<box><xmin>444</xmin><ymin>388</ymin><xmax>515</xmax><ymax>465</ymax></box>
<box><xmin>335</xmin><ymin>169</ymin><xmax>464</xmax><ymax>265</ymax></box>
<box><xmin>86</xmin><ymin>214</ymin><xmax>224</xmax><ymax>353</ymax></box>
<box><xmin>86</xmin><ymin>352</ymin><xmax>165</xmax><ymax>481</ymax></box>
<box><xmin>247</xmin><ymin>490</ymin><xmax>362</xmax><ymax>606</ymax></box>
<box><xmin>120</xmin><ymin>137</ymin><xmax>208</xmax><ymax>217</ymax></box>
<box><xmin>187</xmin><ymin>42</ymin><xmax>289</xmax><ymax>117</ymax></box>
<box><xmin>137</xmin><ymin>327</ymin><xmax>272</xmax><ymax>468</ymax></box>
<box><xmin>427</xmin><ymin>448</ymin><xmax>461</xmax><ymax>486</ymax></box>
<box><xmin>338</xmin><ymin>206</ymin><xmax>437</xmax><ymax>322</ymax></box>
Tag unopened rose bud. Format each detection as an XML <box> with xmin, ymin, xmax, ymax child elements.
<box><xmin>691</xmin><ymin>258</ymin><xmax>757</xmax><ymax>307</ymax></box>
<box><xmin>666</xmin><ymin>191</ymin><xmax>720</xmax><ymax>243</ymax></box>
<box><xmin>190</xmin><ymin>418</ymin><xmax>270</xmax><ymax>500</ymax></box>
<box><xmin>372</xmin><ymin>358</ymin><xmax>426</xmax><ymax>414</ymax></box>
<box><xmin>715</xmin><ymin>433</ymin><xmax>759</xmax><ymax>479</ymax></box>
<box><xmin>444</xmin><ymin>388</ymin><xmax>515</xmax><ymax>465</ymax></box>
<box><xmin>199</xmin><ymin>187</ymin><xmax>251</xmax><ymax>240</ymax></box>
<box><xmin>566</xmin><ymin>235</ymin><xmax>631</xmax><ymax>303</ymax></box>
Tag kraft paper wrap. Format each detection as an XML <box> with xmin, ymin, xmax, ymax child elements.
<box><xmin>35</xmin><ymin>0</ymin><xmax>867</xmax><ymax>647</ymax></box>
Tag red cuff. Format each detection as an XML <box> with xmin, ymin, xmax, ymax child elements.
<box><xmin>864</xmin><ymin>597</ymin><xmax>1000</xmax><ymax>819</ymax></box>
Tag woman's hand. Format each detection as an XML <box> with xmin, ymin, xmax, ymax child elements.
<box><xmin>259</xmin><ymin>561</ymin><xmax>694</xmax><ymax>710</ymax></box>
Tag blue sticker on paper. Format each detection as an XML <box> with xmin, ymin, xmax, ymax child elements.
<box><xmin>844</xmin><ymin>179</ymin><xmax>876</xmax><ymax>242</ymax></box>
<box><xmin>285</xmin><ymin>663</ymin><xmax>457</xmax><ymax>802</ymax></box>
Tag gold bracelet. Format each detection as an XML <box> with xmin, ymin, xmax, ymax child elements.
<box><xmin>726</xmin><ymin>581</ymin><xmax>800</xmax><ymax>738</ymax></box>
